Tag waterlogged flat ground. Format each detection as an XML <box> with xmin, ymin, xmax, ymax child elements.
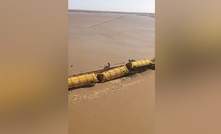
<box><xmin>68</xmin><ymin>11</ymin><xmax>155</xmax><ymax>75</ymax></box>
<box><xmin>68</xmin><ymin>11</ymin><xmax>155</xmax><ymax>134</ymax></box>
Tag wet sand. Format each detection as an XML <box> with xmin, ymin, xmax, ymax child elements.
<box><xmin>68</xmin><ymin>11</ymin><xmax>155</xmax><ymax>134</ymax></box>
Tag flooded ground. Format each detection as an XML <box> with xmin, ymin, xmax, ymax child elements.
<box><xmin>68</xmin><ymin>11</ymin><xmax>155</xmax><ymax>134</ymax></box>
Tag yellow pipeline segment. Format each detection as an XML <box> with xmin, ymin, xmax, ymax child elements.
<box><xmin>97</xmin><ymin>66</ymin><xmax>129</xmax><ymax>82</ymax></box>
<box><xmin>126</xmin><ymin>59</ymin><xmax>152</xmax><ymax>69</ymax></box>
<box><xmin>68</xmin><ymin>73</ymin><xmax>98</xmax><ymax>88</ymax></box>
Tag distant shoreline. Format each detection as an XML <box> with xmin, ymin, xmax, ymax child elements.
<box><xmin>68</xmin><ymin>9</ymin><xmax>155</xmax><ymax>17</ymax></box>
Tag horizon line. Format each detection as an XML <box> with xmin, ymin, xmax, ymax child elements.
<box><xmin>68</xmin><ymin>9</ymin><xmax>155</xmax><ymax>14</ymax></box>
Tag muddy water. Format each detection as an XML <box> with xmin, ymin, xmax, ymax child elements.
<box><xmin>69</xmin><ymin>71</ymin><xmax>155</xmax><ymax>134</ymax></box>
<box><xmin>68</xmin><ymin>11</ymin><xmax>155</xmax><ymax>134</ymax></box>
<box><xmin>68</xmin><ymin>12</ymin><xmax>155</xmax><ymax>75</ymax></box>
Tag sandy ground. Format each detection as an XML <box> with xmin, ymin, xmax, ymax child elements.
<box><xmin>68</xmin><ymin>11</ymin><xmax>155</xmax><ymax>134</ymax></box>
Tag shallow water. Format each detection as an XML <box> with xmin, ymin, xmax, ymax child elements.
<box><xmin>68</xmin><ymin>11</ymin><xmax>155</xmax><ymax>134</ymax></box>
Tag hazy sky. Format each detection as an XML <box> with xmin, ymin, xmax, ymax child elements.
<box><xmin>68</xmin><ymin>0</ymin><xmax>155</xmax><ymax>13</ymax></box>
